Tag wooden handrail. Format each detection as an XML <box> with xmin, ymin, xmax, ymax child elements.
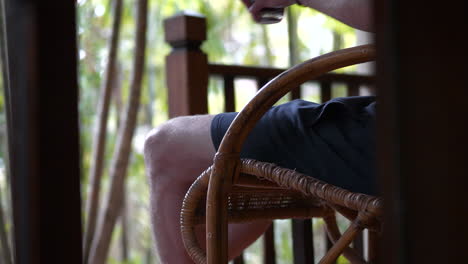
<box><xmin>209</xmin><ymin>64</ymin><xmax>374</xmax><ymax>85</ymax></box>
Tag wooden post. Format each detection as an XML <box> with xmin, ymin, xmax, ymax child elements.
<box><xmin>320</xmin><ymin>81</ymin><xmax>332</xmax><ymax>102</ymax></box>
<box><xmin>233</xmin><ymin>254</ymin><xmax>245</xmax><ymax>264</ymax></box>
<box><xmin>348</xmin><ymin>82</ymin><xmax>360</xmax><ymax>97</ymax></box>
<box><xmin>353</xmin><ymin>230</ymin><xmax>364</xmax><ymax>259</ymax></box>
<box><xmin>291</xmin><ymin>219</ymin><xmax>314</xmax><ymax>264</ymax></box>
<box><xmin>4</xmin><ymin>0</ymin><xmax>83</xmax><ymax>263</ymax></box>
<box><xmin>376</xmin><ymin>0</ymin><xmax>468</xmax><ymax>263</ymax></box>
<box><xmin>223</xmin><ymin>76</ymin><xmax>235</xmax><ymax>112</ymax></box>
<box><xmin>263</xmin><ymin>224</ymin><xmax>276</xmax><ymax>264</ymax></box>
<box><xmin>164</xmin><ymin>12</ymin><xmax>208</xmax><ymax>117</ymax></box>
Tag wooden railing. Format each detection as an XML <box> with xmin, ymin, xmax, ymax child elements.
<box><xmin>164</xmin><ymin>12</ymin><xmax>374</xmax><ymax>264</ymax></box>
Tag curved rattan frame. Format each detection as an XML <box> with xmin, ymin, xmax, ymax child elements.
<box><xmin>181</xmin><ymin>45</ymin><xmax>382</xmax><ymax>264</ymax></box>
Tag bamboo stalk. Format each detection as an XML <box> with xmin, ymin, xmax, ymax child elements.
<box><xmin>87</xmin><ymin>0</ymin><xmax>148</xmax><ymax>262</ymax></box>
<box><xmin>120</xmin><ymin>185</ymin><xmax>129</xmax><ymax>262</ymax></box>
<box><xmin>84</xmin><ymin>0</ymin><xmax>124</xmax><ymax>261</ymax></box>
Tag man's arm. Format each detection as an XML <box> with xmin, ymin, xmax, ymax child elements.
<box><xmin>301</xmin><ymin>0</ymin><xmax>373</xmax><ymax>32</ymax></box>
<box><xmin>245</xmin><ymin>0</ymin><xmax>374</xmax><ymax>32</ymax></box>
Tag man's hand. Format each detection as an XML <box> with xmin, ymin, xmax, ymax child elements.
<box><xmin>241</xmin><ymin>0</ymin><xmax>297</xmax><ymax>23</ymax></box>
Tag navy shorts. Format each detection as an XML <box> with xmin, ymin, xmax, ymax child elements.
<box><xmin>210</xmin><ymin>96</ymin><xmax>377</xmax><ymax>195</ymax></box>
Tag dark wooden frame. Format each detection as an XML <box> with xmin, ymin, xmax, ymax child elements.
<box><xmin>375</xmin><ymin>0</ymin><xmax>468</xmax><ymax>263</ymax></box>
<box><xmin>3</xmin><ymin>0</ymin><xmax>83</xmax><ymax>263</ymax></box>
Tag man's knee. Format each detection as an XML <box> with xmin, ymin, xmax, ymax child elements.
<box><xmin>143</xmin><ymin>115</ymin><xmax>215</xmax><ymax>180</ymax></box>
<box><xmin>144</xmin><ymin>117</ymin><xmax>183</xmax><ymax>177</ymax></box>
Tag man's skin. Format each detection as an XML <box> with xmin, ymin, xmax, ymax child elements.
<box><xmin>144</xmin><ymin>116</ymin><xmax>271</xmax><ymax>263</ymax></box>
<box><xmin>247</xmin><ymin>0</ymin><xmax>373</xmax><ymax>32</ymax></box>
<box><xmin>144</xmin><ymin>1</ymin><xmax>372</xmax><ymax>263</ymax></box>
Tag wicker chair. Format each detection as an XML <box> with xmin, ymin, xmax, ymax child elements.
<box><xmin>180</xmin><ymin>45</ymin><xmax>383</xmax><ymax>264</ymax></box>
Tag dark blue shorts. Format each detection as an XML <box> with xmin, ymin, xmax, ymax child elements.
<box><xmin>210</xmin><ymin>96</ymin><xmax>377</xmax><ymax>195</ymax></box>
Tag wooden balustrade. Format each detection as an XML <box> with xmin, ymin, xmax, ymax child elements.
<box><xmin>165</xmin><ymin>12</ymin><xmax>375</xmax><ymax>264</ymax></box>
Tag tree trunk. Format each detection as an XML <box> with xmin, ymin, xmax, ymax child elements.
<box><xmin>287</xmin><ymin>7</ymin><xmax>300</xmax><ymax>66</ymax></box>
<box><xmin>145</xmin><ymin>246</ymin><xmax>153</xmax><ymax>264</ymax></box>
<box><xmin>261</xmin><ymin>25</ymin><xmax>274</xmax><ymax>65</ymax></box>
<box><xmin>0</xmin><ymin>1</ymin><xmax>13</xmax><ymax>262</ymax></box>
<box><xmin>332</xmin><ymin>30</ymin><xmax>344</xmax><ymax>51</ymax></box>
<box><xmin>83</xmin><ymin>0</ymin><xmax>124</xmax><ymax>261</ymax></box>
<box><xmin>87</xmin><ymin>0</ymin><xmax>148</xmax><ymax>262</ymax></box>
<box><xmin>1</xmin><ymin>0</ymin><xmax>12</xmax><ymax>188</ymax></box>
<box><xmin>120</xmin><ymin>183</ymin><xmax>128</xmax><ymax>262</ymax></box>
<box><xmin>0</xmin><ymin>122</ymin><xmax>12</xmax><ymax>264</ymax></box>
<box><xmin>113</xmin><ymin>63</ymin><xmax>123</xmax><ymax>128</ymax></box>
<box><xmin>287</xmin><ymin>6</ymin><xmax>301</xmax><ymax>100</ymax></box>
<box><xmin>0</xmin><ymin>0</ymin><xmax>11</xmax><ymax>131</ymax></box>
<box><xmin>0</xmin><ymin>190</ymin><xmax>12</xmax><ymax>264</ymax></box>
<box><xmin>145</xmin><ymin>66</ymin><xmax>155</xmax><ymax>126</ymax></box>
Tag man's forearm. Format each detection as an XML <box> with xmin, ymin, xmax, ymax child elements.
<box><xmin>299</xmin><ymin>0</ymin><xmax>373</xmax><ymax>32</ymax></box>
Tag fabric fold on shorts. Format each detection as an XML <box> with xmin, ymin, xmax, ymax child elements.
<box><xmin>210</xmin><ymin>97</ymin><xmax>377</xmax><ymax>195</ymax></box>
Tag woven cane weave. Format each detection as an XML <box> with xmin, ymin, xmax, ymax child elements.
<box><xmin>181</xmin><ymin>159</ymin><xmax>383</xmax><ymax>264</ymax></box>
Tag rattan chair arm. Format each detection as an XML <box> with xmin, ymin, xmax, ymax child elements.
<box><xmin>216</xmin><ymin>44</ymin><xmax>375</xmax><ymax>157</ymax></box>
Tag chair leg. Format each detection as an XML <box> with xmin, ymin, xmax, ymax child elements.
<box><xmin>206</xmin><ymin>158</ymin><xmax>238</xmax><ymax>264</ymax></box>
<box><xmin>206</xmin><ymin>174</ymin><xmax>229</xmax><ymax>264</ymax></box>
<box><xmin>319</xmin><ymin>219</ymin><xmax>363</xmax><ymax>264</ymax></box>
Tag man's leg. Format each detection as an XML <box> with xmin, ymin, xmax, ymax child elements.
<box><xmin>144</xmin><ymin>115</ymin><xmax>271</xmax><ymax>263</ymax></box>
